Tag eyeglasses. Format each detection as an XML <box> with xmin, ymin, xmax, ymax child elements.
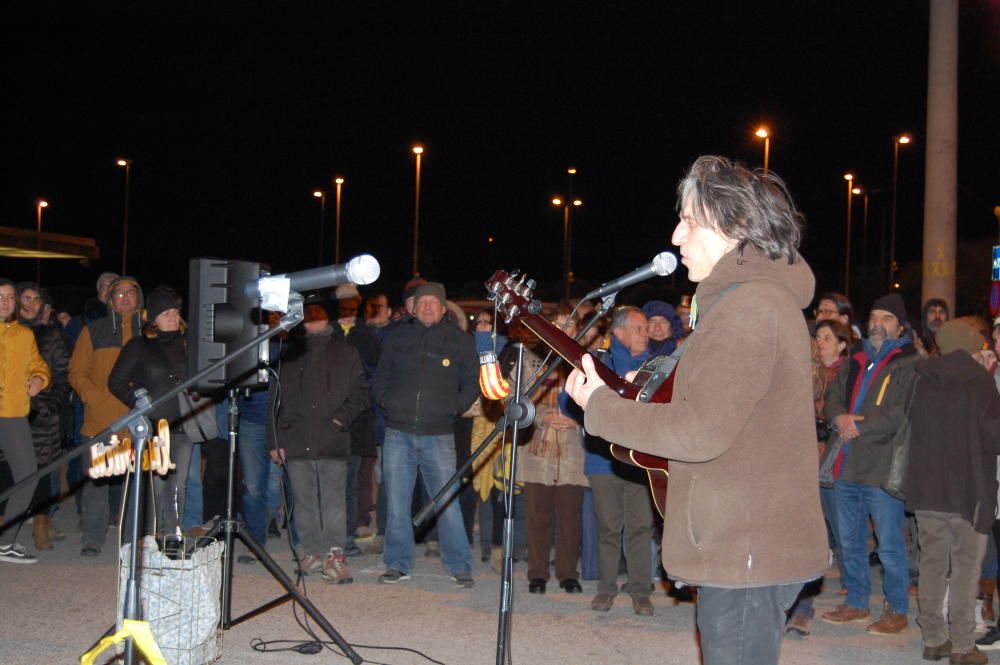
<box><xmin>112</xmin><ymin>289</ymin><xmax>138</xmax><ymax>299</ymax></box>
<box><xmin>20</xmin><ymin>295</ymin><xmax>42</xmax><ymax>304</ymax></box>
<box><xmin>814</xmin><ymin>308</ymin><xmax>838</xmax><ymax>318</ymax></box>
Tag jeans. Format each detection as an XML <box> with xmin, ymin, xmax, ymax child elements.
<box><xmin>382</xmin><ymin>428</ymin><xmax>472</xmax><ymax>576</ymax></box>
<box><xmin>834</xmin><ymin>479</ymin><xmax>909</xmax><ymax>613</ymax></box>
<box><xmin>285</xmin><ymin>458</ymin><xmax>348</xmax><ymax>556</ymax></box>
<box><xmin>697</xmin><ymin>583</ymin><xmax>803</xmax><ymax>665</ymax></box>
<box><xmin>580</xmin><ymin>487</ymin><xmax>599</xmax><ymax>580</ymax></box>
<box><xmin>237</xmin><ymin>420</ymin><xmax>270</xmax><ymax>544</ymax></box>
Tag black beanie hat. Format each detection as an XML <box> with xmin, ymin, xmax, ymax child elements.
<box><xmin>145</xmin><ymin>286</ymin><xmax>183</xmax><ymax>322</ymax></box>
<box><xmin>870</xmin><ymin>293</ymin><xmax>908</xmax><ymax>326</ymax></box>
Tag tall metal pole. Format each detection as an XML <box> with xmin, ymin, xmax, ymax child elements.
<box><xmin>314</xmin><ymin>191</ymin><xmax>326</xmax><ymax>267</ymax></box>
<box><xmin>413</xmin><ymin>148</ymin><xmax>423</xmax><ymax>276</ymax></box>
<box><xmin>889</xmin><ymin>139</ymin><xmax>903</xmax><ymax>289</ymax></box>
<box><xmin>566</xmin><ymin>168</ymin><xmax>576</xmax><ymax>304</ymax></box>
<box><xmin>121</xmin><ymin>162</ymin><xmax>131</xmax><ymax>275</ymax></box>
<box><xmin>922</xmin><ymin>0</ymin><xmax>958</xmax><ymax>311</ymax></box>
<box><xmin>844</xmin><ymin>175</ymin><xmax>854</xmax><ymax>297</ymax></box>
<box><xmin>562</xmin><ymin>204</ymin><xmax>570</xmax><ymax>304</ymax></box>
<box><xmin>334</xmin><ymin>177</ymin><xmax>344</xmax><ymax>263</ymax></box>
<box><xmin>35</xmin><ymin>202</ymin><xmax>44</xmax><ymax>284</ymax></box>
<box><xmin>763</xmin><ymin>136</ymin><xmax>770</xmax><ymax>176</ymax></box>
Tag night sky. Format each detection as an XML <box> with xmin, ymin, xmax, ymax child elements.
<box><xmin>6</xmin><ymin>3</ymin><xmax>999</xmax><ymax>315</ymax></box>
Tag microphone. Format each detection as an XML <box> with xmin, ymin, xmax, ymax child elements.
<box><xmin>583</xmin><ymin>252</ymin><xmax>678</xmax><ymax>300</ymax></box>
<box><xmin>253</xmin><ymin>254</ymin><xmax>380</xmax><ymax>310</ymax></box>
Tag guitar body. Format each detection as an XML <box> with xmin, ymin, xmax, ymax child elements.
<box><xmin>485</xmin><ymin>269</ymin><xmax>675</xmax><ymax>518</ymax></box>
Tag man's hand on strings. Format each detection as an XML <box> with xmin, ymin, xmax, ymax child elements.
<box><xmin>566</xmin><ymin>353</ymin><xmax>606</xmax><ymax>409</ymax></box>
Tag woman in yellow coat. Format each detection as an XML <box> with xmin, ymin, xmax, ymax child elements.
<box><xmin>0</xmin><ymin>278</ymin><xmax>51</xmax><ymax>564</ymax></box>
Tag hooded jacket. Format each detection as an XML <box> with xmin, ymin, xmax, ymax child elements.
<box><xmin>0</xmin><ymin>319</ymin><xmax>51</xmax><ymax>418</ymax></box>
<box><xmin>584</xmin><ymin>245</ymin><xmax>829</xmax><ymax>588</ymax></box>
<box><xmin>23</xmin><ymin>316</ymin><xmax>70</xmax><ymax>464</ymax></box>
<box><xmin>68</xmin><ymin>276</ymin><xmax>144</xmax><ymax>436</ymax></box>
<box><xmin>904</xmin><ymin>351</ymin><xmax>1000</xmax><ymax>533</ymax></box>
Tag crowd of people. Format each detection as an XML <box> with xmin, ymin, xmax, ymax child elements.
<box><xmin>1</xmin><ymin>155</ymin><xmax>999</xmax><ymax>665</ymax></box>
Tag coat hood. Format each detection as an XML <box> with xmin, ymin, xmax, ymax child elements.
<box><xmin>695</xmin><ymin>245</ymin><xmax>814</xmax><ymax>317</ymax></box>
<box><xmin>916</xmin><ymin>349</ymin><xmax>990</xmax><ymax>390</ymax></box>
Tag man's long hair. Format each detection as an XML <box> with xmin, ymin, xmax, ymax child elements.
<box><xmin>677</xmin><ymin>155</ymin><xmax>804</xmax><ymax>264</ymax></box>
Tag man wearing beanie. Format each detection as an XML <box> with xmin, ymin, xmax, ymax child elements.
<box><xmin>69</xmin><ymin>275</ymin><xmax>144</xmax><ymax>556</ymax></box>
<box><xmin>904</xmin><ymin>319</ymin><xmax>1000</xmax><ymax>663</ymax></box>
<box><xmin>822</xmin><ymin>292</ymin><xmax>920</xmax><ymax>635</ymax></box>
<box><xmin>373</xmin><ymin>281</ymin><xmax>479</xmax><ymax>587</ymax></box>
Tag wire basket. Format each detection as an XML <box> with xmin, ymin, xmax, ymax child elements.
<box><xmin>117</xmin><ymin>536</ymin><xmax>224</xmax><ymax>665</ymax></box>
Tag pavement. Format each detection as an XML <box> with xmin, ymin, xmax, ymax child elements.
<box><xmin>0</xmin><ymin>499</ymin><xmax>962</xmax><ymax>665</ymax></box>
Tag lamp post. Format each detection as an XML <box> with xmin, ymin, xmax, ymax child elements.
<box><xmin>552</xmin><ymin>195</ymin><xmax>583</xmax><ymax>304</ymax></box>
<box><xmin>116</xmin><ymin>158</ymin><xmax>132</xmax><ymax>274</ymax></box>
<box><xmin>844</xmin><ymin>173</ymin><xmax>855</xmax><ymax>297</ymax></box>
<box><xmin>755</xmin><ymin>127</ymin><xmax>770</xmax><ymax>175</ymax></box>
<box><xmin>35</xmin><ymin>199</ymin><xmax>48</xmax><ymax>284</ymax></box>
<box><xmin>313</xmin><ymin>190</ymin><xmax>326</xmax><ymax>266</ymax></box>
<box><xmin>334</xmin><ymin>177</ymin><xmax>344</xmax><ymax>263</ymax></box>
<box><xmin>889</xmin><ymin>133</ymin><xmax>912</xmax><ymax>289</ymax></box>
<box><xmin>411</xmin><ymin>144</ymin><xmax>424</xmax><ymax>276</ymax></box>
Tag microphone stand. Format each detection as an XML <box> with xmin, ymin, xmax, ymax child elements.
<box><xmin>1</xmin><ymin>293</ymin><xmax>364</xmax><ymax>665</ymax></box>
<box><xmin>121</xmin><ymin>391</ymin><xmax>154</xmax><ymax>665</ymax></box>
<box><xmin>495</xmin><ymin>343</ymin><xmax>532</xmax><ymax>665</ymax></box>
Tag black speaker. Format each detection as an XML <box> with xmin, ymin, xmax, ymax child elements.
<box><xmin>188</xmin><ymin>257</ymin><xmax>269</xmax><ymax>393</ymax></box>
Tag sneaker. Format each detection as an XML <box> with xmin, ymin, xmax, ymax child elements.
<box><xmin>866</xmin><ymin>604</ymin><xmax>908</xmax><ymax>635</ymax></box>
<box><xmin>80</xmin><ymin>546</ymin><xmax>101</xmax><ymax>557</ymax></box>
<box><xmin>821</xmin><ymin>604</ymin><xmax>871</xmax><ymax>624</ymax></box>
<box><xmin>322</xmin><ymin>547</ymin><xmax>353</xmax><ymax>584</ymax></box>
<box><xmin>237</xmin><ymin>554</ymin><xmax>256</xmax><ymax>565</ymax></box>
<box><xmin>298</xmin><ymin>554</ymin><xmax>325</xmax><ymax>576</ymax></box>
<box><xmin>424</xmin><ymin>541</ymin><xmax>440</xmax><ymax>558</ymax></box>
<box><xmin>921</xmin><ymin>639</ymin><xmax>951</xmax><ymax>661</ymax></box>
<box><xmin>452</xmin><ymin>573</ymin><xmax>475</xmax><ymax>588</ymax></box>
<box><xmin>379</xmin><ymin>569</ymin><xmax>411</xmax><ymax>584</ymax></box>
<box><xmin>976</xmin><ymin>625</ymin><xmax>1000</xmax><ymax>650</ymax></box>
<box><xmin>950</xmin><ymin>647</ymin><xmax>988</xmax><ymax>664</ymax></box>
<box><xmin>0</xmin><ymin>543</ymin><xmax>37</xmax><ymax>564</ymax></box>
<box><xmin>786</xmin><ymin>613</ymin><xmax>811</xmax><ymax>637</ymax></box>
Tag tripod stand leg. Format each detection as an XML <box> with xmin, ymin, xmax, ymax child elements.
<box><xmin>237</xmin><ymin>529</ymin><xmax>363</xmax><ymax>665</ymax></box>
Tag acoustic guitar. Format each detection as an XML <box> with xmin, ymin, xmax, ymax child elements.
<box><xmin>485</xmin><ymin>269</ymin><xmax>674</xmax><ymax>517</ymax></box>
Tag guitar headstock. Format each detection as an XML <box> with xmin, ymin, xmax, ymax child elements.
<box><xmin>485</xmin><ymin>269</ymin><xmax>543</xmax><ymax>323</ymax></box>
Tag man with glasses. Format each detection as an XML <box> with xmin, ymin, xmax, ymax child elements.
<box><xmin>69</xmin><ymin>275</ymin><xmax>144</xmax><ymax>556</ymax></box>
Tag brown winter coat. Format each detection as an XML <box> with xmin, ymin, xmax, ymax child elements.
<box><xmin>584</xmin><ymin>246</ymin><xmax>829</xmax><ymax>588</ymax></box>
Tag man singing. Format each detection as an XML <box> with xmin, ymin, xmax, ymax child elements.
<box><xmin>566</xmin><ymin>156</ymin><xmax>828</xmax><ymax>665</ymax></box>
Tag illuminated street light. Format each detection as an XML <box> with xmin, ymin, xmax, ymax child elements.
<box><xmin>116</xmin><ymin>158</ymin><xmax>132</xmax><ymax>274</ymax></box>
<box><xmin>313</xmin><ymin>190</ymin><xmax>326</xmax><ymax>266</ymax></box>
<box><xmin>755</xmin><ymin>127</ymin><xmax>771</xmax><ymax>175</ymax></box>
<box><xmin>412</xmin><ymin>144</ymin><xmax>424</xmax><ymax>275</ymax></box>
<box><xmin>334</xmin><ymin>177</ymin><xmax>345</xmax><ymax>263</ymax></box>
<box><xmin>844</xmin><ymin>173</ymin><xmax>854</xmax><ymax>296</ymax></box>
<box><xmin>35</xmin><ymin>199</ymin><xmax>48</xmax><ymax>284</ymax></box>
<box><xmin>889</xmin><ymin>133</ymin><xmax>913</xmax><ymax>289</ymax></box>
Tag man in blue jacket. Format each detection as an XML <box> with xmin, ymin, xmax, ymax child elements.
<box><xmin>373</xmin><ymin>282</ymin><xmax>479</xmax><ymax>587</ymax></box>
<box><xmin>586</xmin><ymin>305</ymin><xmax>655</xmax><ymax>615</ymax></box>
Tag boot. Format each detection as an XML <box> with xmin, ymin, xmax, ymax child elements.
<box><xmin>490</xmin><ymin>546</ymin><xmax>503</xmax><ymax>574</ymax></box>
<box><xmin>33</xmin><ymin>515</ymin><xmax>53</xmax><ymax>551</ymax></box>
<box><xmin>981</xmin><ymin>578</ymin><xmax>997</xmax><ymax>624</ymax></box>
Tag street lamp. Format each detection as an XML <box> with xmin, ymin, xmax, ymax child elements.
<box><xmin>334</xmin><ymin>177</ymin><xmax>344</xmax><ymax>263</ymax></box>
<box><xmin>854</xmin><ymin>186</ymin><xmax>870</xmax><ymax>269</ymax></box>
<box><xmin>35</xmin><ymin>199</ymin><xmax>48</xmax><ymax>284</ymax></box>
<box><xmin>844</xmin><ymin>173</ymin><xmax>855</xmax><ymax>297</ymax></box>
<box><xmin>411</xmin><ymin>144</ymin><xmax>424</xmax><ymax>276</ymax></box>
<box><xmin>889</xmin><ymin>133</ymin><xmax>912</xmax><ymax>289</ymax></box>
<box><xmin>755</xmin><ymin>127</ymin><xmax>770</xmax><ymax>175</ymax></box>
<box><xmin>313</xmin><ymin>190</ymin><xmax>326</xmax><ymax>266</ymax></box>
<box><xmin>551</xmin><ymin>195</ymin><xmax>583</xmax><ymax>304</ymax></box>
<box><xmin>116</xmin><ymin>158</ymin><xmax>132</xmax><ymax>274</ymax></box>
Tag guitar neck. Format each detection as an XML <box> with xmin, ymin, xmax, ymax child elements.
<box><xmin>518</xmin><ymin>311</ymin><xmax>638</xmax><ymax>400</ymax></box>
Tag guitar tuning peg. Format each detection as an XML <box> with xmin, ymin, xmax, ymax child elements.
<box><xmin>526</xmin><ymin>278</ymin><xmax>537</xmax><ymax>290</ymax></box>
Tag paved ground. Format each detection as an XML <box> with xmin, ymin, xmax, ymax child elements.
<box><xmin>0</xmin><ymin>500</ymin><xmax>966</xmax><ymax>665</ymax></box>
